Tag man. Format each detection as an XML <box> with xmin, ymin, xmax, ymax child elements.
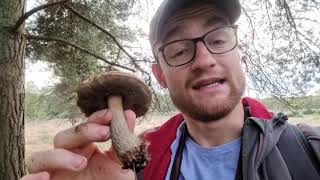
<box><xmin>21</xmin><ymin>0</ymin><xmax>320</xmax><ymax>180</ymax></box>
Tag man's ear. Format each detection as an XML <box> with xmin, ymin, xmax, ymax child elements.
<box><xmin>151</xmin><ymin>63</ymin><xmax>167</xmax><ymax>88</ymax></box>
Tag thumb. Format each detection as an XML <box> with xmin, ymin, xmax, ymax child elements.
<box><xmin>124</xmin><ymin>110</ymin><xmax>136</xmax><ymax>132</ymax></box>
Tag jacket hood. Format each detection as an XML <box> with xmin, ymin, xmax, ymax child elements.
<box><xmin>243</xmin><ymin>113</ymin><xmax>289</xmax><ymax>168</ymax></box>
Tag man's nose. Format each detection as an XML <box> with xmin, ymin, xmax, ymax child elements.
<box><xmin>190</xmin><ymin>41</ymin><xmax>217</xmax><ymax>70</ymax></box>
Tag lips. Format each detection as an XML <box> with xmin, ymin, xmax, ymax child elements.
<box><xmin>192</xmin><ymin>78</ymin><xmax>225</xmax><ymax>90</ymax></box>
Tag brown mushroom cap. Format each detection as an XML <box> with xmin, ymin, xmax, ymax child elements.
<box><xmin>76</xmin><ymin>71</ymin><xmax>152</xmax><ymax>117</ymax></box>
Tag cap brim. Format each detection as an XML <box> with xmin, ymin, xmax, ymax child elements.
<box><xmin>150</xmin><ymin>0</ymin><xmax>241</xmax><ymax>47</ymax></box>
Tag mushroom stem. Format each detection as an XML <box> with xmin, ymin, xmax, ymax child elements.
<box><xmin>107</xmin><ymin>95</ymin><xmax>142</xmax><ymax>165</ymax></box>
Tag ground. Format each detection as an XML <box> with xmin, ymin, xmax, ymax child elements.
<box><xmin>25</xmin><ymin>113</ymin><xmax>320</xmax><ymax>157</ymax></box>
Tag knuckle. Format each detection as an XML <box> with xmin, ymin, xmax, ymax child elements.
<box><xmin>25</xmin><ymin>151</ymin><xmax>49</xmax><ymax>173</ymax></box>
<box><xmin>25</xmin><ymin>157</ymin><xmax>35</xmax><ymax>171</ymax></box>
<box><xmin>26</xmin><ymin>152</ymin><xmax>40</xmax><ymax>171</ymax></box>
<box><xmin>53</xmin><ymin>131</ymin><xmax>65</xmax><ymax>148</ymax></box>
<box><xmin>54</xmin><ymin>123</ymin><xmax>90</xmax><ymax>148</ymax></box>
<box><xmin>88</xmin><ymin>109</ymin><xmax>111</xmax><ymax>124</ymax></box>
<box><xmin>74</xmin><ymin>123</ymin><xmax>91</xmax><ymax>138</ymax></box>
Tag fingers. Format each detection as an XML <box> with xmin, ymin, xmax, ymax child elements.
<box><xmin>87</xmin><ymin>109</ymin><xmax>136</xmax><ymax>130</ymax></box>
<box><xmin>124</xmin><ymin>110</ymin><xmax>136</xmax><ymax>132</ymax></box>
<box><xmin>87</xmin><ymin>109</ymin><xmax>112</xmax><ymax>124</ymax></box>
<box><xmin>20</xmin><ymin>172</ymin><xmax>50</xmax><ymax>180</ymax></box>
<box><xmin>26</xmin><ymin>149</ymin><xmax>87</xmax><ymax>173</ymax></box>
<box><xmin>54</xmin><ymin>123</ymin><xmax>110</xmax><ymax>149</ymax></box>
<box><xmin>54</xmin><ymin>109</ymin><xmax>136</xmax><ymax>150</ymax></box>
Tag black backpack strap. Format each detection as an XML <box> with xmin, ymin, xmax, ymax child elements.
<box><xmin>277</xmin><ymin>124</ymin><xmax>320</xmax><ymax>179</ymax></box>
<box><xmin>294</xmin><ymin>124</ymin><xmax>320</xmax><ymax>171</ymax></box>
<box><xmin>137</xmin><ymin>169</ymin><xmax>144</xmax><ymax>180</ymax></box>
<box><xmin>296</xmin><ymin>123</ymin><xmax>320</xmax><ymax>165</ymax></box>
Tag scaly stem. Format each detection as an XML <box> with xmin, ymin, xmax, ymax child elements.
<box><xmin>107</xmin><ymin>95</ymin><xmax>141</xmax><ymax>163</ymax></box>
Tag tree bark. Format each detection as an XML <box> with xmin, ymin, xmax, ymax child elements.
<box><xmin>0</xmin><ymin>0</ymin><xmax>27</xmax><ymax>179</ymax></box>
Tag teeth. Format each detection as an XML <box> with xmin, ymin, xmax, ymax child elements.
<box><xmin>201</xmin><ymin>82</ymin><xmax>219</xmax><ymax>88</ymax></box>
<box><xmin>193</xmin><ymin>80</ymin><xmax>224</xmax><ymax>89</ymax></box>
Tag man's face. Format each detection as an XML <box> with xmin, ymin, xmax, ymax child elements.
<box><xmin>152</xmin><ymin>4</ymin><xmax>246</xmax><ymax>122</ymax></box>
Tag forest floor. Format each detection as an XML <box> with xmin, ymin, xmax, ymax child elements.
<box><xmin>25</xmin><ymin>113</ymin><xmax>320</xmax><ymax>157</ymax></box>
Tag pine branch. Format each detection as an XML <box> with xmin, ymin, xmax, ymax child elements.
<box><xmin>64</xmin><ymin>3</ymin><xmax>143</xmax><ymax>71</ymax></box>
<box><xmin>282</xmin><ymin>0</ymin><xmax>297</xmax><ymax>30</ymax></box>
<box><xmin>241</xmin><ymin>7</ymin><xmax>256</xmax><ymax>42</ymax></box>
<box><xmin>25</xmin><ymin>34</ymin><xmax>135</xmax><ymax>72</ymax></box>
<box><xmin>12</xmin><ymin>0</ymin><xmax>70</xmax><ymax>33</ymax></box>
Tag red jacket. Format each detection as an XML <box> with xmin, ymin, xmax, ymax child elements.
<box><xmin>142</xmin><ymin>97</ymin><xmax>273</xmax><ymax>180</ymax></box>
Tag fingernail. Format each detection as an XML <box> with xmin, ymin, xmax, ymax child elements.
<box><xmin>72</xmin><ymin>156</ymin><xmax>87</xmax><ymax>170</ymax></box>
<box><xmin>99</xmin><ymin>126</ymin><xmax>110</xmax><ymax>138</ymax></box>
<box><xmin>103</xmin><ymin>109</ymin><xmax>109</xmax><ymax>116</ymax></box>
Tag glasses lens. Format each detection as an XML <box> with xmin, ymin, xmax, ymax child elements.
<box><xmin>163</xmin><ymin>40</ymin><xmax>194</xmax><ymax>66</ymax></box>
<box><xmin>204</xmin><ymin>27</ymin><xmax>236</xmax><ymax>54</ymax></box>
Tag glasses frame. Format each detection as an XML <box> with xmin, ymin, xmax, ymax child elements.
<box><xmin>156</xmin><ymin>25</ymin><xmax>239</xmax><ymax>67</ymax></box>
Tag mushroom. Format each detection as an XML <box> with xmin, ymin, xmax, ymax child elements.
<box><xmin>76</xmin><ymin>71</ymin><xmax>151</xmax><ymax>172</ymax></box>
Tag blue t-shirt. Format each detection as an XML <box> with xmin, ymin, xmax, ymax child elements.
<box><xmin>165</xmin><ymin>122</ymin><xmax>241</xmax><ymax>180</ymax></box>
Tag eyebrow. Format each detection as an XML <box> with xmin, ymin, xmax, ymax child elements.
<box><xmin>160</xmin><ymin>24</ymin><xmax>185</xmax><ymax>45</ymax></box>
<box><xmin>204</xmin><ymin>16</ymin><xmax>229</xmax><ymax>27</ymax></box>
<box><xmin>160</xmin><ymin>16</ymin><xmax>229</xmax><ymax>45</ymax></box>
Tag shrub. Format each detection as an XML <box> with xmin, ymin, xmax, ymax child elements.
<box><xmin>302</xmin><ymin>109</ymin><xmax>315</xmax><ymax>115</ymax></box>
<box><xmin>287</xmin><ymin>111</ymin><xmax>303</xmax><ymax>117</ymax></box>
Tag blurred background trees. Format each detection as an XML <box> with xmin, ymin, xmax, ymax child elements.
<box><xmin>25</xmin><ymin>0</ymin><xmax>153</xmax><ymax>121</ymax></box>
<box><xmin>24</xmin><ymin>0</ymin><xmax>320</xmax><ymax>121</ymax></box>
<box><xmin>240</xmin><ymin>0</ymin><xmax>320</xmax><ymax>107</ymax></box>
<box><xmin>27</xmin><ymin>0</ymin><xmax>320</xmax><ymax>122</ymax></box>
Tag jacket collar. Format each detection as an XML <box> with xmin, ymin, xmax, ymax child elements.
<box><xmin>143</xmin><ymin>97</ymin><xmax>273</xmax><ymax>180</ymax></box>
<box><xmin>145</xmin><ymin>97</ymin><xmax>273</xmax><ymax>153</ymax></box>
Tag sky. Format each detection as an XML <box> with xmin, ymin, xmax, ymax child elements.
<box><xmin>25</xmin><ymin>60</ymin><xmax>58</xmax><ymax>88</ymax></box>
<box><xmin>25</xmin><ymin>0</ymin><xmax>51</xmax><ymax>88</ymax></box>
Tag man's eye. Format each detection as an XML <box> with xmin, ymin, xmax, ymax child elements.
<box><xmin>174</xmin><ymin>50</ymin><xmax>186</xmax><ymax>57</ymax></box>
<box><xmin>170</xmin><ymin>49</ymin><xmax>188</xmax><ymax>58</ymax></box>
<box><xmin>208</xmin><ymin>39</ymin><xmax>226</xmax><ymax>45</ymax></box>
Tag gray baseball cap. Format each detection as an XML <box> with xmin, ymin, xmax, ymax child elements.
<box><xmin>149</xmin><ymin>0</ymin><xmax>241</xmax><ymax>48</ymax></box>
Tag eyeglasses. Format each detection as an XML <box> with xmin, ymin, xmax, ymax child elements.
<box><xmin>156</xmin><ymin>25</ymin><xmax>238</xmax><ymax>67</ymax></box>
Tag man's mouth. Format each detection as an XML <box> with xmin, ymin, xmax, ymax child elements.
<box><xmin>192</xmin><ymin>79</ymin><xmax>225</xmax><ymax>90</ymax></box>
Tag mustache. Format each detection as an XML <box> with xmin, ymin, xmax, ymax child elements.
<box><xmin>186</xmin><ymin>71</ymin><xmax>227</xmax><ymax>87</ymax></box>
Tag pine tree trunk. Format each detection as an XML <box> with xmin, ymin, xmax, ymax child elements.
<box><xmin>0</xmin><ymin>0</ymin><xmax>27</xmax><ymax>179</ymax></box>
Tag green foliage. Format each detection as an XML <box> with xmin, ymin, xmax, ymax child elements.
<box><xmin>25</xmin><ymin>81</ymin><xmax>82</xmax><ymax>120</ymax></box>
<box><xmin>152</xmin><ymin>92</ymin><xmax>176</xmax><ymax>113</ymax></box>
<box><xmin>24</xmin><ymin>0</ymin><xmax>320</xmax><ymax>117</ymax></box>
<box><xmin>302</xmin><ymin>109</ymin><xmax>315</xmax><ymax>115</ymax></box>
<box><xmin>287</xmin><ymin>111</ymin><xmax>303</xmax><ymax>118</ymax></box>
<box><xmin>28</xmin><ymin>0</ymin><xmax>133</xmax><ymax>79</ymax></box>
<box><xmin>261</xmin><ymin>95</ymin><xmax>320</xmax><ymax>117</ymax></box>
<box><xmin>25</xmin><ymin>79</ymin><xmax>179</xmax><ymax>120</ymax></box>
<box><xmin>25</xmin><ymin>0</ymin><xmax>149</xmax><ymax>119</ymax></box>
<box><xmin>25</xmin><ymin>82</ymin><xmax>50</xmax><ymax>120</ymax></box>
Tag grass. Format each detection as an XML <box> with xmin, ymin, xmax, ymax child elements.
<box><xmin>25</xmin><ymin>113</ymin><xmax>320</xmax><ymax>157</ymax></box>
<box><xmin>288</xmin><ymin>114</ymin><xmax>320</xmax><ymax>126</ymax></box>
<box><xmin>25</xmin><ymin>113</ymin><xmax>175</xmax><ymax>157</ymax></box>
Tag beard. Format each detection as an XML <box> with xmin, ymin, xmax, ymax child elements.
<box><xmin>169</xmin><ymin>72</ymin><xmax>246</xmax><ymax>122</ymax></box>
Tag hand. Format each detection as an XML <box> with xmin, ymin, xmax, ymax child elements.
<box><xmin>21</xmin><ymin>109</ymin><xmax>136</xmax><ymax>180</ymax></box>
